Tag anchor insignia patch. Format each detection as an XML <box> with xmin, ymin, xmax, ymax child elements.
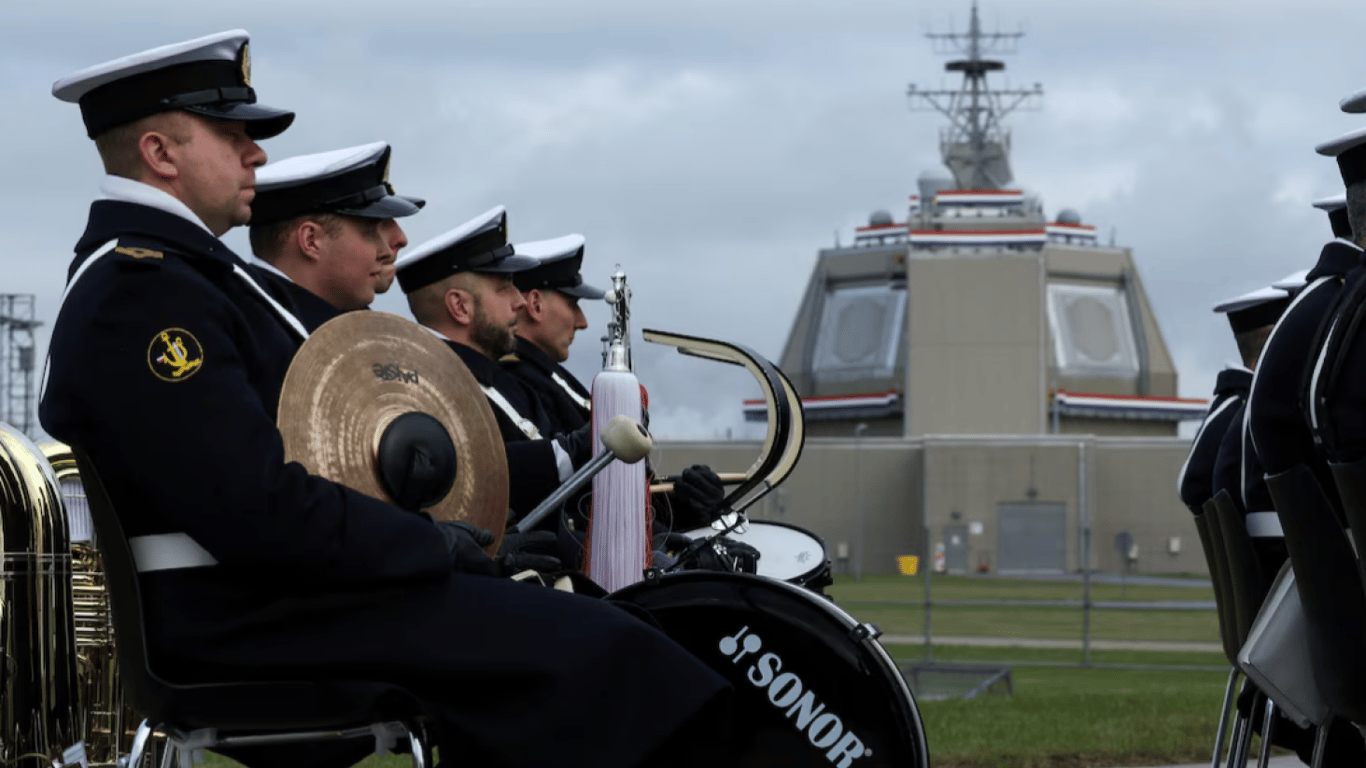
<box><xmin>148</xmin><ymin>328</ymin><xmax>204</xmax><ymax>382</ymax></box>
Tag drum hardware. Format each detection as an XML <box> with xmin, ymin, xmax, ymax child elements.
<box><xmin>276</xmin><ymin>311</ymin><xmax>509</xmax><ymax>555</ymax></box>
<box><xmin>508</xmin><ymin>415</ymin><xmax>652</xmax><ymax>535</ymax></box>
<box><xmin>586</xmin><ymin>267</ymin><xmax>649</xmax><ymax>593</ymax></box>
<box><xmin>682</xmin><ymin>519</ymin><xmax>835</xmax><ymax>592</ymax></box>
<box><xmin>641</xmin><ymin>329</ymin><xmax>805</xmax><ymax>518</ymax></box>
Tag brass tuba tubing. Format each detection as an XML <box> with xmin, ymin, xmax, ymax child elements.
<box><xmin>0</xmin><ymin>427</ymin><xmax>80</xmax><ymax>765</ymax></box>
<box><xmin>39</xmin><ymin>441</ymin><xmax>134</xmax><ymax>767</ymax></box>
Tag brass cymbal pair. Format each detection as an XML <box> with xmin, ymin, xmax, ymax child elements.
<box><xmin>277</xmin><ymin>312</ymin><xmax>508</xmax><ymax>555</ymax></box>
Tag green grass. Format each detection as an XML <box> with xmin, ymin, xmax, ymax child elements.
<box><xmin>828</xmin><ymin>573</ymin><xmax>1215</xmax><ymax>604</ymax></box>
<box><xmin>917</xmin><ymin>663</ymin><xmax>1236</xmax><ymax>768</ymax></box>
<box><xmin>828</xmin><ymin>574</ymin><xmax>1220</xmax><ymax>644</ymax></box>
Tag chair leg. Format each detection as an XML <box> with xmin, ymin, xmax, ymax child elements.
<box><xmin>128</xmin><ymin>720</ymin><xmax>155</xmax><ymax>768</ymax></box>
<box><xmin>1212</xmin><ymin>668</ymin><xmax>1240</xmax><ymax>768</ymax></box>
<box><xmin>1226</xmin><ymin>715</ymin><xmax>1248</xmax><ymax>768</ymax></box>
<box><xmin>1256</xmin><ymin>697</ymin><xmax>1277</xmax><ymax>768</ymax></box>
<box><xmin>408</xmin><ymin>723</ymin><xmax>434</xmax><ymax>768</ymax></box>
<box><xmin>159</xmin><ymin>737</ymin><xmax>178</xmax><ymax>768</ymax></box>
<box><xmin>1310</xmin><ymin>717</ymin><xmax>1330</xmax><ymax>768</ymax></box>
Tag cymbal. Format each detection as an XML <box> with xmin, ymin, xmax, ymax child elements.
<box><xmin>277</xmin><ymin>311</ymin><xmax>508</xmax><ymax>556</ymax></box>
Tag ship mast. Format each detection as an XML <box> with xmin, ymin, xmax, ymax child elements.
<box><xmin>906</xmin><ymin>2</ymin><xmax>1042</xmax><ymax>190</ymax></box>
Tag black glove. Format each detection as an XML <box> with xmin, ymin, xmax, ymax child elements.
<box><xmin>497</xmin><ymin>530</ymin><xmax>563</xmax><ymax>574</ymax></box>
<box><xmin>554</xmin><ymin>422</ymin><xmax>594</xmax><ymax>469</ymax></box>
<box><xmin>700</xmin><ymin>537</ymin><xmax>760</xmax><ymax>574</ymax></box>
<box><xmin>436</xmin><ymin>521</ymin><xmax>497</xmax><ymax>576</ymax></box>
<box><xmin>671</xmin><ymin>465</ymin><xmax>726</xmax><ymax>529</ymax></box>
<box><xmin>672</xmin><ymin>535</ymin><xmax>759</xmax><ymax>574</ymax></box>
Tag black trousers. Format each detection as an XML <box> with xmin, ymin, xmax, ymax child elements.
<box><xmin>162</xmin><ymin>572</ymin><xmax>733</xmax><ymax>768</ymax></box>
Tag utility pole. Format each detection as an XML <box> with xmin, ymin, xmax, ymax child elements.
<box><xmin>0</xmin><ymin>294</ymin><xmax>40</xmax><ymax>438</ymax></box>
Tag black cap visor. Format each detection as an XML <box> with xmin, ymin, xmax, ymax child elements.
<box><xmin>186</xmin><ymin>101</ymin><xmax>295</xmax><ymax>139</ymax></box>
<box><xmin>335</xmin><ymin>194</ymin><xmax>424</xmax><ymax>220</ymax></box>
<box><xmin>558</xmin><ymin>281</ymin><xmax>606</xmax><ymax>300</ymax></box>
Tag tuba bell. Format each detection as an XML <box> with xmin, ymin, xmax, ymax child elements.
<box><xmin>0</xmin><ymin>424</ymin><xmax>80</xmax><ymax>765</ymax></box>
<box><xmin>39</xmin><ymin>441</ymin><xmax>133</xmax><ymax>767</ymax></box>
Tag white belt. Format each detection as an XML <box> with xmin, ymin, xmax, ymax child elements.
<box><xmin>129</xmin><ymin>533</ymin><xmax>219</xmax><ymax>572</ymax></box>
<box><xmin>1246</xmin><ymin>512</ymin><xmax>1284</xmax><ymax>539</ymax></box>
<box><xmin>481</xmin><ymin>385</ymin><xmax>542</xmax><ymax>439</ymax></box>
<box><xmin>551</xmin><ymin>372</ymin><xmax>591</xmax><ymax>411</ymax></box>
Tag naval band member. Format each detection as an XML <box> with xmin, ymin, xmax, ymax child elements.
<box><xmin>41</xmin><ymin>30</ymin><xmax>736</xmax><ymax>768</ymax></box>
<box><xmin>395</xmin><ymin>207</ymin><xmax>595</xmax><ymax>522</ymax></box>
<box><xmin>1208</xmin><ymin>286</ymin><xmax>1289</xmax><ymax>536</ymax></box>
<box><xmin>247</xmin><ymin>141</ymin><xmax>421</xmax><ymax>331</ymax></box>
<box><xmin>1245</xmin><ymin>195</ymin><xmax>1360</xmax><ymax>522</ymax></box>
<box><xmin>505</xmin><ymin>235</ymin><xmax>728</xmax><ymax>537</ymax></box>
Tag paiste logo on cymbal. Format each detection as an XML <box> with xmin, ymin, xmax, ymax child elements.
<box><xmin>372</xmin><ymin>362</ymin><xmax>419</xmax><ymax>384</ymax></box>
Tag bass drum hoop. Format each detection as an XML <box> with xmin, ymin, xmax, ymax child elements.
<box><xmin>610</xmin><ymin>571</ymin><xmax>929</xmax><ymax>768</ymax></box>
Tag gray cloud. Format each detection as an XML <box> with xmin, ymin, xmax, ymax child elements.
<box><xmin>6</xmin><ymin>0</ymin><xmax>1366</xmax><ymax>441</ymax></box>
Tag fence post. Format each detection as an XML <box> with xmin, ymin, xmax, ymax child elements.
<box><xmin>1079</xmin><ymin>439</ymin><xmax>1092</xmax><ymax>667</ymax></box>
<box><xmin>924</xmin><ymin>523</ymin><xmax>933</xmax><ymax>663</ymax></box>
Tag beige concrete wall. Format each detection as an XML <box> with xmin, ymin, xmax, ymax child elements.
<box><xmin>906</xmin><ymin>254</ymin><xmax>1045</xmax><ymax>436</ymax></box>
<box><xmin>921</xmin><ymin>438</ymin><xmax>1082</xmax><ymax>573</ymax></box>
<box><xmin>653</xmin><ymin>434</ymin><xmax>1202</xmax><ymax>577</ymax></box>
<box><xmin>1088</xmin><ymin>438</ymin><xmax>1203</xmax><ymax>574</ymax></box>
<box><xmin>652</xmin><ymin>439</ymin><xmax>924</xmax><ymax>577</ymax></box>
<box><xmin>1055</xmin><ymin>416</ymin><xmax>1176</xmax><ymax>438</ymax></box>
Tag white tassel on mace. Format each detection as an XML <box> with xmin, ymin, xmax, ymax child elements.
<box><xmin>586</xmin><ymin>369</ymin><xmax>649</xmax><ymax>592</ymax></box>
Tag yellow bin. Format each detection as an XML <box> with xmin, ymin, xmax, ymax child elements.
<box><xmin>897</xmin><ymin>555</ymin><xmax>919</xmax><ymax>576</ymax></box>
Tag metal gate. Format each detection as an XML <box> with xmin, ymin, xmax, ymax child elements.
<box><xmin>996</xmin><ymin>503</ymin><xmax>1066</xmax><ymax>573</ymax></box>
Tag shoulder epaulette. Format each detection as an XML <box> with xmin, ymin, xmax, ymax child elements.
<box><xmin>114</xmin><ymin>246</ymin><xmax>163</xmax><ymax>260</ymax></box>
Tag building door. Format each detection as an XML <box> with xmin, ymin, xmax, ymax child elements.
<box><xmin>996</xmin><ymin>503</ymin><xmax>1066</xmax><ymax>573</ymax></box>
<box><xmin>942</xmin><ymin>524</ymin><xmax>969</xmax><ymax>574</ymax></box>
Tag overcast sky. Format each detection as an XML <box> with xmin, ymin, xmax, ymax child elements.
<box><xmin>4</xmin><ymin>0</ymin><xmax>1365</xmax><ymax>441</ymax></box>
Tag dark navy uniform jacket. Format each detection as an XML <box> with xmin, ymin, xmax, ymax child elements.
<box><xmin>40</xmin><ymin>200</ymin><xmax>454</xmax><ymax>655</ymax></box>
<box><xmin>506</xmin><ymin>336</ymin><xmax>591</xmax><ymax>434</ymax></box>
<box><xmin>444</xmin><ymin>339</ymin><xmax>563</xmax><ymax>518</ymax></box>
<box><xmin>1246</xmin><ymin>240</ymin><xmax>1361</xmax><ymax>508</ymax></box>
<box><xmin>39</xmin><ymin>199</ymin><xmax>730</xmax><ymax>767</ymax></box>
<box><xmin>1311</xmin><ymin>263</ymin><xmax>1366</xmax><ymax>463</ymax></box>
<box><xmin>1179</xmin><ymin>367</ymin><xmax>1252</xmax><ymax>513</ymax></box>
<box><xmin>246</xmin><ymin>263</ymin><xmax>341</xmax><ymax>333</ymax></box>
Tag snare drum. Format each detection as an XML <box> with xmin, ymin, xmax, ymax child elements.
<box><xmin>609</xmin><ymin>571</ymin><xmax>928</xmax><ymax>768</ymax></box>
<box><xmin>685</xmin><ymin>520</ymin><xmax>832</xmax><ymax>589</ymax></box>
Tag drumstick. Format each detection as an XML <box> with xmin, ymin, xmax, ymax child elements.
<box><xmin>649</xmin><ymin>472</ymin><xmax>747</xmax><ymax>494</ymax></box>
<box><xmin>510</xmin><ymin>415</ymin><xmax>652</xmax><ymax>534</ymax></box>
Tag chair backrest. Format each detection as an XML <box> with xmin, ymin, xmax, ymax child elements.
<box><xmin>1209</xmin><ymin>489</ymin><xmax>1271</xmax><ymax>644</ymax></box>
<box><xmin>1194</xmin><ymin>505</ymin><xmax>1240</xmax><ymax>664</ymax></box>
<box><xmin>73</xmin><ymin>450</ymin><xmax>169</xmax><ymax>723</ymax></box>
<box><xmin>1268</xmin><ymin>463</ymin><xmax>1366</xmax><ymax>723</ymax></box>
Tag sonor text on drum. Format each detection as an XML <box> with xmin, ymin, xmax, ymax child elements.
<box><xmin>720</xmin><ymin>625</ymin><xmax>871</xmax><ymax>766</ymax></box>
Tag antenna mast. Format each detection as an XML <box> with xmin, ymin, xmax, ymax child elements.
<box><xmin>906</xmin><ymin>2</ymin><xmax>1043</xmax><ymax>190</ymax></box>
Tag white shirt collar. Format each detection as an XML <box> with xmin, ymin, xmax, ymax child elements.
<box><xmin>423</xmin><ymin>325</ymin><xmax>454</xmax><ymax>343</ymax></box>
<box><xmin>98</xmin><ymin>175</ymin><xmax>216</xmax><ymax>236</ymax></box>
<box><xmin>249</xmin><ymin>256</ymin><xmax>293</xmax><ymax>282</ymax></box>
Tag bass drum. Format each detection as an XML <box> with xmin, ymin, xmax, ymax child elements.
<box><xmin>685</xmin><ymin>520</ymin><xmax>833</xmax><ymax>591</ymax></box>
<box><xmin>609</xmin><ymin>571</ymin><xmax>928</xmax><ymax>768</ymax></box>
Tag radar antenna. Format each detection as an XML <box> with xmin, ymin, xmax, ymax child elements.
<box><xmin>906</xmin><ymin>2</ymin><xmax>1043</xmax><ymax>190</ymax></box>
